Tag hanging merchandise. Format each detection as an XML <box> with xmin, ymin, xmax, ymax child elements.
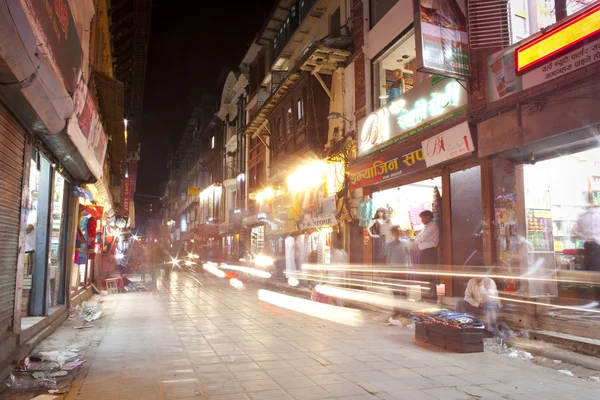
<box><xmin>358</xmin><ymin>197</ymin><xmax>373</xmax><ymax>227</ymax></box>
<box><xmin>432</xmin><ymin>186</ymin><xmax>442</xmax><ymax>225</ymax></box>
<box><xmin>74</xmin><ymin>207</ymin><xmax>91</xmax><ymax>265</ymax></box>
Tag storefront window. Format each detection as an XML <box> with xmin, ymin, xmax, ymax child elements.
<box><xmin>372</xmin><ymin>29</ymin><xmax>431</xmax><ymax>108</ymax></box>
<box><xmin>251</xmin><ymin>226</ymin><xmax>265</xmax><ymax>255</ymax></box>
<box><xmin>48</xmin><ymin>172</ymin><xmax>66</xmax><ymax>307</ymax></box>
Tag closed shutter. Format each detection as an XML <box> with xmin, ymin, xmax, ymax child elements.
<box><xmin>468</xmin><ymin>0</ymin><xmax>511</xmax><ymax>50</ymax></box>
<box><xmin>0</xmin><ymin>104</ymin><xmax>25</xmax><ymax>338</ymax></box>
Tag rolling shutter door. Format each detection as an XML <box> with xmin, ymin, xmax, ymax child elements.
<box><xmin>0</xmin><ymin>104</ymin><xmax>25</xmax><ymax>339</ymax></box>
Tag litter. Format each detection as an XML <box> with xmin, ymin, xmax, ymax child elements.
<box><xmin>48</xmin><ymin>371</ymin><xmax>68</xmax><ymax>377</ymax></box>
<box><xmin>7</xmin><ymin>371</ymin><xmax>57</xmax><ymax>390</ymax></box>
<box><xmin>589</xmin><ymin>376</ymin><xmax>600</xmax><ymax>382</ymax></box>
<box><xmin>40</xmin><ymin>351</ymin><xmax>78</xmax><ymax>367</ymax></box>
<box><xmin>48</xmin><ymin>389</ymin><xmax>70</xmax><ymax>394</ymax></box>
<box><xmin>558</xmin><ymin>370</ymin><xmax>575</xmax><ymax>377</ymax></box>
<box><xmin>388</xmin><ymin>317</ymin><xmax>403</xmax><ymax>327</ymax></box>
<box><xmin>73</xmin><ymin>325</ymin><xmax>94</xmax><ymax>329</ymax></box>
<box><xmin>61</xmin><ymin>360</ymin><xmax>85</xmax><ymax>371</ymax></box>
<box><xmin>554</xmin><ymin>360</ymin><xmax>562</xmax><ymax>363</ymax></box>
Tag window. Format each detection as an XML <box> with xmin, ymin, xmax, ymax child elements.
<box><xmin>372</xmin><ymin>29</ymin><xmax>430</xmax><ymax>108</ymax></box>
<box><xmin>211</xmin><ymin>136</ymin><xmax>215</xmax><ymax>149</ymax></box>
<box><xmin>286</xmin><ymin>107</ymin><xmax>293</xmax><ymax>137</ymax></box>
<box><xmin>508</xmin><ymin>0</ymin><xmax>596</xmax><ymax>44</ymax></box>
<box><xmin>297</xmin><ymin>99</ymin><xmax>304</xmax><ymax>120</ymax></box>
<box><xmin>370</xmin><ymin>0</ymin><xmax>399</xmax><ymax>28</ymax></box>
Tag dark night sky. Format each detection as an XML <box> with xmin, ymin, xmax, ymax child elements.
<box><xmin>137</xmin><ymin>0</ymin><xmax>276</xmax><ymax>197</ymax></box>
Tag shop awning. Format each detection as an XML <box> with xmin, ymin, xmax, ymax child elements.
<box><xmin>93</xmin><ymin>71</ymin><xmax>126</xmax><ymax>174</ymax></box>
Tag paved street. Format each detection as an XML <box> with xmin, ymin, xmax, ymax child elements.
<box><xmin>54</xmin><ymin>270</ymin><xmax>599</xmax><ymax>400</ymax></box>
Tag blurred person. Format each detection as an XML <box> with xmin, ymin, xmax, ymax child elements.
<box><xmin>574</xmin><ymin>205</ymin><xmax>600</xmax><ymax>271</ymax></box>
<box><xmin>385</xmin><ymin>226</ymin><xmax>411</xmax><ymax>315</ymax></box>
<box><xmin>25</xmin><ymin>223</ymin><xmax>35</xmax><ymax>275</ymax></box>
<box><xmin>330</xmin><ymin>239</ymin><xmax>349</xmax><ymax>307</ymax></box>
<box><xmin>456</xmin><ymin>276</ymin><xmax>502</xmax><ymax>334</ymax></box>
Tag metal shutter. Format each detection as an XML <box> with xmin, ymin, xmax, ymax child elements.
<box><xmin>468</xmin><ymin>0</ymin><xmax>511</xmax><ymax>49</ymax></box>
<box><xmin>0</xmin><ymin>104</ymin><xmax>25</xmax><ymax>339</ymax></box>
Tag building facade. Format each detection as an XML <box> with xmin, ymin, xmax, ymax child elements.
<box><xmin>0</xmin><ymin>0</ymin><xmax>150</xmax><ymax>377</ymax></box>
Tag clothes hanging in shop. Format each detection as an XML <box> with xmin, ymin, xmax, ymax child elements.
<box><xmin>358</xmin><ymin>198</ymin><xmax>373</xmax><ymax>227</ymax></box>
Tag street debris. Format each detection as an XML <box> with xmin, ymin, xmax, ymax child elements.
<box><xmin>123</xmin><ymin>282</ymin><xmax>149</xmax><ymax>292</ymax></box>
<box><xmin>387</xmin><ymin>316</ymin><xmax>415</xmax><ymax>329</ymax></box>
<box><xmin>73</xmin><ymin>325</ymin><xmax>94</xmax><ymax>329</ymax></box>
<box><xmin>590</xmin><ymin>376</ymin><xmax>600</xmax><ymax>382</ymax></box>
<box><xmin>69</xmin><ymin>301</ymin><xmax>102</xmax><ymax>322</ymax></box>
<box><xmin>558</xmin><ymin>370</ymin><xmax>575</xmax><ymax>377</ymax></box>
<box><xmin>5</xmin><ymin>347</ymin><xmax>86</xmax><ymax>391</ymax></box>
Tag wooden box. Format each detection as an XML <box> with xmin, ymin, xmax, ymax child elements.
<box><xmin>414</xmin><ymin>322</ymin><xmax>484</xmax><ymax>353</ymax></box>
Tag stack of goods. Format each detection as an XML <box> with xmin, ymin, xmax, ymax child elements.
<box><xmin>411</xmin><ymin>308</ymin><xmax>485</xmax><ymax>353</ymax></box>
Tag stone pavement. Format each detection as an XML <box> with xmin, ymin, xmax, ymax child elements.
<box><xmin>11</xmin><ymin>270</ymin><xmax>600</xmax><ymax>399</ymax></box>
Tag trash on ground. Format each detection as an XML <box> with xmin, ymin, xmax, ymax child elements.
<box><xmin>558</xmin><ymin>370</ymin><xmax>575</xmax><ymax>377</ymax></box>
<box><xmin>589</xmin><ymin>376</ymin><xmax>600</xmax><ymax>382</ymax></box>
<box><xmin>7</xmin><ymin>371</ymin><xmax>57</xmax><ymax>390</ymax></box>
<box><xmin>40</xmin><ymin>351</ymin><xmax>78</xmax><ymax>367</ymax></box>
<box><xmin>48</xmin><ymin>388</ymin><xmax>70</xmax><ymax>394</ymax></box>
<box><xmin>61</xmin><ymin>360</ymin><xmax>85</xmax><ymax>371</ymax></box>
<box><xmin>73</xmin><ymin>325</ymin><xmax>94</xmax><ymax>329</ymax></box>
<box><xmin>387</xmin><ymin>317</ymin><xmax>415</xmax><ymax>328</ymax></box>
<box><xmin>124</xmin><ymin>282</ymin><xmax>149</xmax><ymax>292</ymax></box>
<box><xmin>554</xmin><ymin>360</ymin><xmax>562</xmax><ymax>363</ymax></box>
<box><xmin>388</xmin><ymin>317</ymin><xmax>403</xmax><ymax>327</ymax></box>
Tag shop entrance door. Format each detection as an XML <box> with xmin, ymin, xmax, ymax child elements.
<box><xmin>451</xmin><ymin>166</ymin><xmax>484</xmax><ymax>297</ymax></box>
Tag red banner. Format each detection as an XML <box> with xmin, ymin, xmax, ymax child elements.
<box><xmin>122</xmin><ymin>177</ymin><xmax>130</xmax><ymax>214</ymax></box>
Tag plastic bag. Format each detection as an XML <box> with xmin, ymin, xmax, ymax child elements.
<box><xmin>7</xmin><ymin>372</ymin><xmax>57</xmax><ymax>390</ymax></box>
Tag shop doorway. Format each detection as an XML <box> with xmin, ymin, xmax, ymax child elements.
<box><xmin>372</xmin><ymin>177</ymin><xmax>443</xmax><ymax>287</ymax></box>
<box><xmin>450</xmin><ymin>166</ymin><xmax>483</xmax><ymax>297</ymax></box>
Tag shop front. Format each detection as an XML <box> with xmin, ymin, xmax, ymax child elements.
<box><xmin>474</xmin><ymin>4</ymin><xmax>600</xmax><ymax>331</ymax></box>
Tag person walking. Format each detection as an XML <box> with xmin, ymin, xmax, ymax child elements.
<box><xmin>330</xmin><ymin>239</ymin><xmax>349</xmax><ymax>307</ymax></box>
<box><xmin>385</xmin><ymin>226</ymin><xmax>411</xmax><ymax>315</ymax></box>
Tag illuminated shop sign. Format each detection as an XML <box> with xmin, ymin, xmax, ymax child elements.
<box><xmin>348</xmin><ymin>144</ymin><xmax>427</xmax><ymax>190</ymax></box>
<box><xmin>516</xmin><ymin>3</ymin><xmax>600</xmax><ymax>74</ymax></box>
<box><xmin>359</xmin><ymin>76</ymin><xmax>467</xmax><ymax>155</ymax></box>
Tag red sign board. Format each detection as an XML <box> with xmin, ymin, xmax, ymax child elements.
<box><xmin>122</xmin><ymin>177</ymin><xmax>130</xmax><ymax>214</ymax></box>
<box><xmin>516</xmin><ymin>3</ymin><xmax>600</xmax><ymax>74</ymax></box>
<box><xmin>348</xmin><ymin>144</ymin><xmax>427</xmax><ymax>190</ymax></box>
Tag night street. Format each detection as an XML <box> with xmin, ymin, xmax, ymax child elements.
<box><xmin>35</xmin><ymin>271</ymin><xmax>599</xmax><ymax>400</ymax></box>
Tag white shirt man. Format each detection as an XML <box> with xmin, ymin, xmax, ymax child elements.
<box><xmin>414</xmin><ymin>211</ymin><xmax>439</xmax><ymax>266</ymax></box>
<box><xmin>456</xmin><ymin>277</ymin><xmax>502</xmax><ymax>333</ymax></box>
<box><xmin>414</xmin><ymin>221</ymin><xmax>440</xmax><ymax>251</ymax></box>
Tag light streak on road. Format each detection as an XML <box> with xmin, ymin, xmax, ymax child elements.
<box><xmin>257</xmin><ymin>289</ymin><xmax>364</xmax><ymax>326</ymax></box>
<box><xmin>300</xmin><ymin>264</ymin><xmax>600</xmax><ymax>286</ymax></box>
<box><xmin>203</xmin><ymin>263</ymin><xmax>226</xmax><ymax>278</ymax></box>
<box><xmin>221</xmin><ymin>263</ymin><xmax>272</xmax><ymax>279</ymax></box>
<box><xmin>315</xmin><ymin>284</ymin><xmax>422</xmax><ymax>309</ymax></box>
<box><xmin>494</xmin><ymin>296</ymin><xmax>600</xmax><ymax>314</ymax></box>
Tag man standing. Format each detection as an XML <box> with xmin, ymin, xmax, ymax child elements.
<box><xmin>414</xmin><ymin>210</ymin><xmax>439</xmax><ymax>266</ymax></box>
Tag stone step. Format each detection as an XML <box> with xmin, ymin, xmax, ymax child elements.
<box><xmin>525</xmin><ymin>329</ymin><xmax>600</xmax><ymax>358</ymax></box>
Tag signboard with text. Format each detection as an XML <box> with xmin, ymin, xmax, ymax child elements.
<box><xmin>26</xmin><ymin>0</ymin><xmax>82</xmax><ymax>92</ymax></box>
<box><xmin>487</xmin><ymin>5</ymin><xmax>600</xmax><ymax>103</ymax></box>
<box><xmin>421</xmin><ymin>121</ymin><xmax>474</xmax><ymax>167</ymax></box>
<box><xmin>122</xmin><ymin>177</ymin><xmax>130</xmax><ymax>214</ymax></box>
<box><xmin>297</xmin><ymin>214</ymin><xmax>338</xmax><ymax>230</ymax></box>
<box><xmin>359</xmin><ymin>76</ymin><xmax>467</xmax><ymax>156</ymax></box>
<box><xmin>67</xmin><ymin>80</ymin><xmax>108</xmax><ymax>180</ymax></box>
<box><xmin>413</xmin><ymin>0</ymin><xmax>471</xmax><ymax>78</ymax></box>
<box><xmin>348</xmin><ymin>144</ymin><xmax>427</xmax><ymax>190</ymax></box>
